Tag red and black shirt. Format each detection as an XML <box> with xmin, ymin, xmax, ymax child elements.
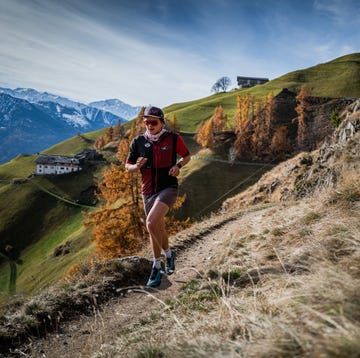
<box><xmin>126</xmin><ymin>131</ymin><xmax>190</xmax><ymax>195</ymax></box>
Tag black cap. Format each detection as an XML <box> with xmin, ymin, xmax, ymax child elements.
<box><xmin>144</xmin><ymin>105</ymin><xmax>164</xmax><ymax>121</ymax></box>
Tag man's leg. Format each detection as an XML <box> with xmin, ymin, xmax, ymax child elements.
<box><xmin>145</xmin><ymin>200</ymin><xmax>170</xmax><ymax>287</ymax></box>
<box><xmin>146</xmin><ymin>200</ymin><xmax>170</xmax><ymax>256</ymax></box>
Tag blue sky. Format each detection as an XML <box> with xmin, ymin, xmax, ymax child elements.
<box><xmin>0</xmin><ymin>0</ymin><xmax>359</xmax><ymax>107</ymax></box>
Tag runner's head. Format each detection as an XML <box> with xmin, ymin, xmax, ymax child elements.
<box><xmin>143</xmin><ymin>105</ymin><xmax>165</xmax><ymax>123</ymax></box>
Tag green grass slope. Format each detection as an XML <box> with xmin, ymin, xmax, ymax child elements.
<box><xmin>164</xmin><ymin>53</ymin><xmax>360</xmax><ymax>132</ymax></box>
<box><xmin>0</xmin><ymin>161</ymin><xmax>103</xmax><ymax>297</ymax></box>
<box><xmin>266</xmin><ymin>52</ymin><xmax>360</xmax><ymax>98</ymax></box>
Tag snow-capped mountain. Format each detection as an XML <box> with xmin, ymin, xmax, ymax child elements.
<box><xmin>0</xmin><ymin>87</ymin><xmax>140</xmax><ymax>164</ymax></box>
<box><xmin>0</xmin><ymin>87</ymin><xmax>85</xmax><ymax>110</ymax></box>
<box><xmin>0</xmin><ymin>93</ymin><xmax>77</xmax><ymax>164</ymax></box>
<box><xmin>34</xmin><ymin>101</ymin><xmax>122</xmax><ymax>129</ymax></box>
<box><xmin>0</xmin><ymin>87</ymin><xmax>141</xmax><ymax>120</ymax></box>
<box><xmin>89</xmin><ymin>99</ymin><xmax>142</xmax><ymax>120</ymax></box>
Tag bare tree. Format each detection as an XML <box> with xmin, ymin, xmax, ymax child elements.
<box><xmin>211</xmin><ymin>76</ymin><xmax>231</xmax><ymax>93</ymax></box>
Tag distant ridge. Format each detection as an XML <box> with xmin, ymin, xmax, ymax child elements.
<box><xmin>89</xmin><ymin>99</ymin><xmax>141</xmax><ymax>120</ymax></box>
<box><xmin>0</xmin><ymin>88</ymin><xmax>141</xmax><ymax>164</ymax></box>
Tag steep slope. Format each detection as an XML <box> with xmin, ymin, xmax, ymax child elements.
<box><xmin>1</xmin><ymin>99</ymin><xmax>359</xmax><ymax>357</ymax></box>
<box><xmin>164</xmin><ymin>52</ymin><xmax>360</xmax><ymax>132</ymax></box>
<box><xmin>223</xmin><ymin>99</ymin><xmax>360</xmax><ymax>209</ymax></box>
<box><xmin>267</xmin><ymin>52</ymin><xmax>360</xmax><ymax>98</ymax></box>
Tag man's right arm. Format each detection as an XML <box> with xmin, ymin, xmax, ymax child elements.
<box><xmin>125</xmin><ymin>157</ymin><xmax>148</xmax><ymax>172</ymax></box>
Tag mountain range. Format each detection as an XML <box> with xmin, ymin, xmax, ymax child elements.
<box><xmin>0</xmin><ymin>87</ymin><xmax>141</xmax><ymax>164</ymax></box>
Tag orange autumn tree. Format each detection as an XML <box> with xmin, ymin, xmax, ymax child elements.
<box><xmin>295</xmin><ymin>84</ymin><xmax>310</xmax><ymax>150</ymax></box>
<box><xmin>195</xmin><ymin>119</ymin><xmax>215</xmax><ymax>148</ymax></box>
<box><xmin>169</xmin><ymin>113</ymin><xmax>180</xmax><ymax>132</ymax></box>
<box><xmin>195</xmin><ymin>105</ymin><xmax>227</xmax><ymax>148</ymax></box>
<box><xmin>250</xmin><ymin>93</ymin><xmax>275</xmax><ymax>159</ymax></box>
<box><xmin>211</xmin><ymin>105</ymin><xmax>227</xmax><ymax>133</ymax></box>
<box><xmin>105</xmin><ymin>126</ymin><xmax>114</xmax><ymax>143</ymax></box>
<box><xmin>233</xmin><ymin>93</ymin><xmax>254</xmax><ymax>159</ymax></box>
<box><xmin>85</xmin><ymin>109</ymin><xmax>146</xmax><ymax>258</ymax></box>
<box><xmin>113</xmin><ymin>122</ymin><xmax>125</xmax><ymax>140</ymax></box>
<box><xmin>270</xmin><ymin>125</ymin><xmax>290</xmax><ymax>161</ymax></box>
<box><xmin>94</xmin><ymin>136</ymin><xmax>106</xmax><ymax>151</ymax></box>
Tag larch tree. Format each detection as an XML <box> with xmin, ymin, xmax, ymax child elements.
<box><xmin>295</xmin><ymin>84</ymin><xmax>310</xmax><ymax>150</ymax></box>
<box><xmin>113</xmin><ymin>122</ymin><xmax>125</xmax><ymax>140</ymax></box>
<box><xmin>94</xmin><ymin>136</ymin><xmax>106</xmax><ymax>151</ymax></box>
<box><xmin>233</xmin><ymin>94</ymin><xmax>254</xmax><ymax>159</ymax></box>
<box><xmin>85</xmin><ymin>111</ymin><xmax>146</xmax><ymax>258</ymax></box>
<box><xmin>211</xmin><ymin>105</ymin><xmax>227</xmax><ymax>133</ymax></box>
<box><xmin>169</xmin><ymin>113</ymin><xmax>180</xmax><ymax>132</ymax></box>
<box><xmin>251</xmin><ymin>93</ymin><xmax>276</xmax><ymax>160</ymax></box>
<box><xmin>270</xmin><ymin>125</ymin><xmax>290</xmax><ymax>161</ymax></box>
<box><xmin>195</xmin><ymin>119</ymin><xmax>215</xmax><ymax>148</ymax></box>
<box><xmin>104</xmin><ymin>126</ymin><xmax>114</xmax><ymax>144</ymax></box>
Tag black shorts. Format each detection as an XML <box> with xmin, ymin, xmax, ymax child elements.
<box><xmin>142</xmin><ymin>187</ymin><xmax>178</xmax><ymax>216</ymax></box>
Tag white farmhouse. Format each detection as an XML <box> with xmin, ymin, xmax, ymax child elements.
<box><xmin>35</xmin><ymin>155</ymin><xmax>82</xmax><ymax>175</ymax></box>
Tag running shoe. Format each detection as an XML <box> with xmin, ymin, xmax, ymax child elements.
<box><xmin>146</xmin><ymin>266</ymin><xmax>162</xmax><ymax>287</ymax></box>
<box><xmin>165</xmin><ymin>249</ymin><xmax>176</xmax><ymax>275</ymax></box>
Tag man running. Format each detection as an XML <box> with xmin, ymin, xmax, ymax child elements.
<box><xmin>125</xmin><ymin>105</ymin><xmax>191</xmax><ymax>287</ymax></box>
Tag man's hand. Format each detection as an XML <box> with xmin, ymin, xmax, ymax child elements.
<box><xmin>136</xmin><ymin>157</ymin><xmax>148</xmax><ymax>169</ymax></box>
<box><xmin>168</xmin><ymin>165</ymin><xmax>180</xmax><ymax>177</ymax></box>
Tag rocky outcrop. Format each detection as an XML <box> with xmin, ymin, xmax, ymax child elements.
<box><xmin>318</xmin><ymin>99</ymin><xmax>360</xmax><ymax>163</ymax></box>
<box><xmin>223</xmin><ymin>99</ymin><xmax>360</xmax><ymax>210</ymax></box>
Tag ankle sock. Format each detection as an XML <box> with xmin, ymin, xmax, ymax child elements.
<box><xmin>153</xmin><ymin>257</ymin><xmax>161</xmax><ymax>269</ymax></box>
<box><xmin>164</xmin><ymin>248</ymin><xmax>172</xmax><ymax>259</ymax></box>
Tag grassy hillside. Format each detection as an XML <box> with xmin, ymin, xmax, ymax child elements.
<box><xmin>0</xmin><ymin>163</ymin><xmax>103</xmax><ymax>297</ymax></box>
<box><xmin>0</xmin><ymin>155</ymin><xmax>36</xmax><ymax>186</ymax></box>
<box><xmin>0</xmin><ymin>52</ymin><xmax>359</xmax><ymax>298</ymax></box>
<box><xmin>266</xmin><ymin>52</ymin><xmax>360</xmax><ymax>98</ymax></box>
<box><xmin>164</xmin><ymin>53</ymin><xmax>360</xmax><ymax>133</ymax></box>
<box><xmin>178</xmin><ymin>145</ymin><xmax>271</xmax><ymax>219</ymax></box>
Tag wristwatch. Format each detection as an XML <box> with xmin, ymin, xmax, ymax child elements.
<box><xmin>176</xmin><ymin>162</ymin><xmax>182</xmax><ymax>169</ymax></box>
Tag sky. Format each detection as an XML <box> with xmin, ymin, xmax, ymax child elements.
<box><xmin>0</xmin><ymin>0</ymin><xmax>359</xmax><ymax>108</ymax></box>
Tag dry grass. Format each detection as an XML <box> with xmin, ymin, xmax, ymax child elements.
<box><xmin>96</xmin><ymin>171</ymin><xmax>360</xmax><ymax>358</ymax></box>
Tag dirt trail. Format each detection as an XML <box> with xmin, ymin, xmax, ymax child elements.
<box><xmin>17</xmin><ymin>207</ymin><xmax>265</xmax><ymax>358</ymax></box>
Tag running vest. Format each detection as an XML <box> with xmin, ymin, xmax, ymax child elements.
<box><xmin>127</xmin><ymin>131</ymin><xmax>188</xmax><ymax>195</ymax></box>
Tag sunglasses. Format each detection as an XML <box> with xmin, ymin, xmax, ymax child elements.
<box><xmin>144</xmin><ymin>119</ymin><xmax>161</xmax><ymax>126</ymax></box>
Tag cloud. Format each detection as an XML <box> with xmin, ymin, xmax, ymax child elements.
<box><xmin>314</xmin><ymin>0</ymin><xmax>360</xmax><ymax>25</ymax></box>
<box><xmin>0</xmin><ymin>0</ymin><xmax>359</xmax><ymax>107</ymax></box>
<box><xmin>0</xmin><ymin>0</ymin><xmax>214</xmax><ymax>106</ymax></box>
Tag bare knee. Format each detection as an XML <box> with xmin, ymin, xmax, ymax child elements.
<box><xmin>146</xmin><ymin>217</ymin><xmax>155</xmax><ymax>232</ymax></box>
<box><xmin>146</xmin><ymin>201</ymin><xmax>168</xmax><ymax>233</ymax></box>
<box><xmin>148</xmin><ymin>213</ymin><xmax>167</xmax><ymax>233</ymax></box>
